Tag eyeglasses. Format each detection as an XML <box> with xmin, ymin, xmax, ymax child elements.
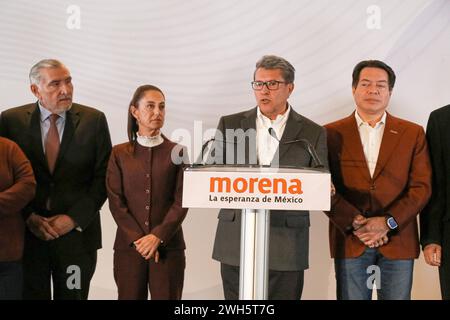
<box><xmin>251</xmin><ymin>80</ymin><xmax>286</xmax><ymax>91</ymax></box>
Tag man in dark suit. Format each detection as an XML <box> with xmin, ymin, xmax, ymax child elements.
<box><xmin>325</xmin><ymin>60</ymin><xmax>432</xmax><ymax>300</ymax></box>
<box><xmin>420</xmin><ymin>105</ymin><xmax>450</xmax><ymax>300</ymax></box>
<box><xmin>0</xmin><ymin>59</ymin><xmax>112</xmax><ymax>299</ymax></box>
<box><xmin>210</xmin><ymin>55</ymin><xmax>328</xmax><ymax>300</ymax></box>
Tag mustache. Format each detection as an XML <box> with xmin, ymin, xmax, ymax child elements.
<box><xmin>58</xmin><ymin>95</ymin><xmax>72</xmax><ymax>101</ymax></box>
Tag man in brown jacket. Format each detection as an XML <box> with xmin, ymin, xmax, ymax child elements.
<box><xmin>0</xmin><ymin>137</ymin><xmax>36</xmax><ymax>299</ymax></box>
<box><xmin>325</xmin><ymin>60</ymin><xmax>432</xmax><ymax>300</ymax></box>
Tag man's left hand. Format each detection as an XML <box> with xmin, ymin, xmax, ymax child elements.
<box><xmin>47</xmin><ymin>214</ymin><xmax>76</xmax><ymax>236</ymax></box>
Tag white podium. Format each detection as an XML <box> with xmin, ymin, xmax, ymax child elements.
<box><xmin>183</xmin><ymin>165</ymin><xmax>330</xmax><ymax>300</ymax></box>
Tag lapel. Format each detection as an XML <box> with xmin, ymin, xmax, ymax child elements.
<box><xmin>27</xmin><ymin>103</ymin><xmax>47</xmax><ymax>168</ymax></box>
<box><xmin>240</xmin><ymin>107</ymin><xmax>257</xmax><ymax>164</ymax></box>
<box><xmin>277</xmin><ymin>108</ymin><xmax>303</xmax><ymax>161</ymax></box>
<box><xmin>240</xmin><ymin>107</ymin><xmax>257</xmax><ymax>131</ymax></box>
<box><xmin>372</xmin><ymin>113</ymin><xmax>404</xmax><ymax>180</ymax></box>
<box><xmin>340</xmin><ymin>113</ymin><xmax>372</xmax><ymax>183</ymax></box>
<box><xmin>55</xmin><ymin>104</ymin><xmax>80</xmax><ymax>171</ymax></box>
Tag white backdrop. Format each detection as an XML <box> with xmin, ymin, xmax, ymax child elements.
<box><xmin>1</xmin><ymin>0</ymin><xmax>449</xmax><ymax>299</ymax></box>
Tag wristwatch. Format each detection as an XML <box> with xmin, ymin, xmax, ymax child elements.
<box><xmin>386</xmin><ymin>215</ymin><xmax>398</xmax><ymax>230</ymax></box>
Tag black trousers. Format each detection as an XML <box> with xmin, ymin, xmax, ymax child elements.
<box><xmin>220</xmin><ymin>263</ymin><xmax>304</xmax><ymax>300</ymax></box>
<box><xmin>22</xmin><ymin>237</ymin><xmax>97</xmax><ymax>300</ymax></box>
<box><xmin>0</xmin><ymin>260</ymin><xmax>23</xmax><ymax>300</ymax></box>
<box><xmin>439</xmin><ymin>222</ymin><xmax>450</xmax><ymax>300</ymax></box>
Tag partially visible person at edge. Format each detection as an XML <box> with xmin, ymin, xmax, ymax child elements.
<box><xmin>0</xmin><ymin>137</ymin><xmax>36</xmax><ymax>300</ymax></box>
<box><xmin>420</xmin><ymin>104</ymin><xmax>450</xmax><ymax>300</ymax></box>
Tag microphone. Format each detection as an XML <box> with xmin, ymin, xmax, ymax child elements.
<box><xmin>201</xmin><ymin>137</ymin><xmax>216</xmax><ymax>160</ymax></box>
<box><xmin>268</xmin><ymin>127</ymin><xmax>324</xmax><ymax>168</ymax></box>
<box><xmin>194</xmin><ymin>137</ymin><xmax>240</xmax><ymax>165</ymax></box>
<box><xmin>194</xmin><ymin>137</ymin><xmax>216</xmax><ymax>165</ymax></box>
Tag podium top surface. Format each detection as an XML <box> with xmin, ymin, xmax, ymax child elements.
<box><xmin>185</xmin><ymin>165</ymin><xmax>328</xmax><ymax>174</ymax></box>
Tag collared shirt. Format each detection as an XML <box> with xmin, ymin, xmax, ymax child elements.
<box><xmin>355</xmin><ymin>111</ymin><xmax>386</xmax><ymax>177</ymax></box>
<box><xmin>38</xmin><ymin>103</ymin><xmax>82</xmax><ymax>231</ymax></box>
<box><xmin>256</xmin><ymin>105</ymin><xmax>291</xmax><ymax>165</ymax></box>
<box><xmin>136</xmin><ymin>132</ymin><xmax>164</xmax><ymax>148</ymax></box>
<box><xmin>38</xmin><ymin>103</ymin><xmax>67</xmax><ymax>152</ymax></box>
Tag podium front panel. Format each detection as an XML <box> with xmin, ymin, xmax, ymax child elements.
<box><xmin>182</xmin><ymin>167</ymin><xmax>330</xmax><ymax>211</ymax></box>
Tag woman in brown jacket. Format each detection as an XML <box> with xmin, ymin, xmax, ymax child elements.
<box><xmin>0</xmin><ymin>137</ymin><xmax>36</xmax><ymax>300</ymax></box>
<box><xmin>106</xmin><ymin>85</ymin><xmax>188</xmax><ymax>300</ymax></box>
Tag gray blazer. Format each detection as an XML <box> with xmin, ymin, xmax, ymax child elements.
<box><xmin>211</xmin><ymin>107</ymin><xmax>328</xmax><ymax>271</ymax></box>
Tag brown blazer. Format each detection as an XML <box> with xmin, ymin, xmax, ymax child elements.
<box><xmin>106</xmin><ymin>138</ymin><xmax>188</xmax><ymax>252</ymax></box>
<box><xmin>325</xmin><ymin>112</ymin><xmax>432</xmax><ymax>259</ymax></box>
<box><xmin>0</xmin><ymin>137</ymin><xmax>36</xmax><ymax>261</ymax></box>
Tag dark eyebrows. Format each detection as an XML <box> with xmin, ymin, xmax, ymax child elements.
<box><xmin>360</xmin><ymin>79</ymin><xmax>388</xmax><ymax>83</ymax></box>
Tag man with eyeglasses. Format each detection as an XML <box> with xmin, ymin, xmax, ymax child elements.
<box><xmin>325</xmin><ymin>60</ymin><xmax>432</xmax><ymax>299</ymax></box>
<box><xmin>211</xmin><ymin>55</ymin><xmax>328</xmax><ymax>299</ymax></box>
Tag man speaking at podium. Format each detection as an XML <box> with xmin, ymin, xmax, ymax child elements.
<box><xmin>210</xmin><ymin>55</ymin><xmax>328</xmax><ymax>300</ymax></box>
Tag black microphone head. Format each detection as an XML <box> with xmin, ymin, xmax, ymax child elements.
<box><xmin>268</xmin><ymin>127</ymin><xmax>279</xmax><ymax>141</ymax></box>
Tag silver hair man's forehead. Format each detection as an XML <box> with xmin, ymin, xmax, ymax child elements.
<box><xmin>29</xmin><ymin>59</ymin><xmax>66</xmax><ymax>85</ymax></box>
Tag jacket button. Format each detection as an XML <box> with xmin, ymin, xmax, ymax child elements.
<box><xmin>146</xmin><ymin>174</ymin><xmax>150</xmax><ymax>178</ymax></box>
<box><xmin>145</xmin><ymin>189</ymin><xmax>150</xmax><ymax>194</ymax></box>
<box><xmin>144</xmin><ymin>221</ymin><xmax>149</xmax><ymax>226</ymax></box>
<box><xmin>145</xmin><ymin>206</ymin><xmax>150</xmax><ymax>210</ymax></box>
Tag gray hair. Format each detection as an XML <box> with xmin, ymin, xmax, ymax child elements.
<box><xmin>254</xmin><ymin>55</ymin><xmax>296</xmax><ymax>83</ymax></box>
<box><xmin>29</xmin><ymin>59</ymin><xmax>65</xmax><ymax>85</ymax></box>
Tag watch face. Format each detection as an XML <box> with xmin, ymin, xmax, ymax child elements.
<box><xmin>387</xmin><ymin>217</ymin><xmax>398</xmax><ymax>229</ymax></box>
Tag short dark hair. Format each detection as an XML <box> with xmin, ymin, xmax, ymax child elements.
<box><xmin>254</xmin><ymin>55</ymin><xmax>295</xmax><ymax>83</ymax></box>
<box><xmin>352</xmin><ymin>60</ymin><xmax>396</xmax><ymax>91</ymax></box>
<box><xmin>127</xmin><ymin>84</ymin><xmax>165</xmax><ymax>143</ymax></box>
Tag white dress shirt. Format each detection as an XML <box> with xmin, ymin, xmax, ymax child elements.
<box><xmin>355</xmin><ymin>111</ymin><xmax>386</xmax><ymax>177</ymax></box>
<box><xmin>256</xmin><ymin>105</ymin><xmax>290</xmax><ymax>165</ymax></box>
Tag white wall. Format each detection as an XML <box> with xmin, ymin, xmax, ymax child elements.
<box><xmin>1</xmin><ymin>0</ymin><xmax>449</xmax><ymax>299</ymax></box>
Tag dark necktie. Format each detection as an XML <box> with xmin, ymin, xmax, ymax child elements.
<box><xmin>45</xmin><ymin>114</ymin><xmax>60</xmax><ymax>174</ymax></box>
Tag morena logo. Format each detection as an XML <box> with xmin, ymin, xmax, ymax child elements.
<box><xmin>209</xmin><ymin>177</ymin><xmax>303</xmax><ymax>194</ymax></box>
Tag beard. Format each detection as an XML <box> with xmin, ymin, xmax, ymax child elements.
<box><xmin>40</xmin><ymin>100</ymin><xmax>72</xmax><ymax>113</ymax></box>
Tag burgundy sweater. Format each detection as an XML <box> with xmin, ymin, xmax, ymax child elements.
<box><xmin>106</xmin><ymin>138</ymin><xmax>188</xmax><ymax>251</ymax></box>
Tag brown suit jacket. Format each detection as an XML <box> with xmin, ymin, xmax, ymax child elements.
<box><xmin>325</xmin><ymin>112</ymin><xmax>432</xmax><ymax>259</ymax></box>
<box><xmin>106</xmin><ymin>138</ymin><xmax>188</xmax><ymax>252</ymax></box>
<box><xmin>0</xmin><ymin>137</ymin><xmax>36</xmax><ymax>261</ymax></box>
